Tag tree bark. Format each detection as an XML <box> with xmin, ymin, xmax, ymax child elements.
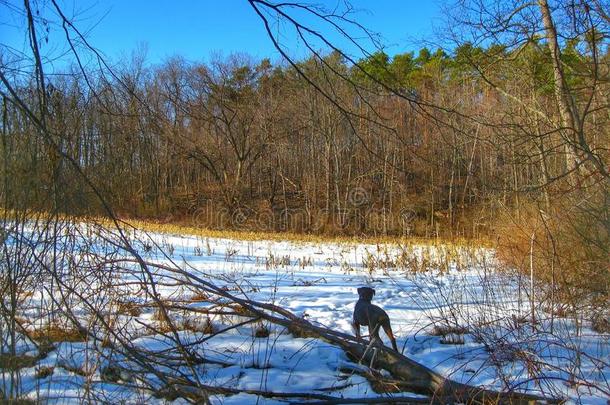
<box><xmin>537</xmin><ymin>0</ymin><xmax>581</xmax><ymax>175</ymax></box>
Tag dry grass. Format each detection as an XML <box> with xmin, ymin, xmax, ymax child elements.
<box><xmin>0</xmin><ymin>353</ymin><xmax>37</xmax><ymax>371</ymax></box>
<box><xmin>496</xmin><ymin>202</ymin><xmax>609</xmax><ymax>311</ymax></box>
<box><xmin>30</xmin><ymin>324</ymin><xmax>88</xmax><ymax>343</ymax></box>
<box><xmin>591</xmin><ymin>313</ymin><xmax>610</xmax><ymax>334</ymax></box>
<box><xmin>187</xmin><ymin>292</ymin><xmax>210</xmax><ymax>302</ymax></box>
<box><xmin>35</xmin><ymin>366</ymin><xmax>54</xmax><ymax>379</ymax></box>
<box><xmin>253</xmin><ymin>323</ymin><xmax>270</xmax><ymax>338</ymax></box>
<box><xmin>127</xmin><ymin>217</ymin><xmax>491</xmax><ymax>248</ymax></box>
<box><xmin>0</xmin><ymin>398</ymin><xmax>37</xmax><ymax>405</ymax></box>
<box><xmin>151</xmin><ymin>302</ymin><xmax>173</xmax><ymax>332</ymax></box>
<box><xmin>116</xmin><ymin>300</ymin><xmax>142</xmax><ymax>317</ymax></box>
<box><xmin>151</xmin><ymin>302</ymin><xmax>216</xmax><ymax>334</ymax></box>
<box><xmin>182</xmin><ymin>316</ymin><xmax>215</xmax><ymax>334</ymax></box>
<box><xmin>430</xmin><ymin>324</ymin><xmax>469</xmax><ymax>337</ymax></box>
<box><xmin>57</xmin><ymin>360</ymin><xmax>90</xmax><ymax>377</ymax></box>
<box><xmin>0</xmin><ymin>208</ymin><xmax>490</xmax><ymax>247</ymax></box>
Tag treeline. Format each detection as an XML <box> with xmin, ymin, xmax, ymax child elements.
<box><xmin>1</xmin><ymin>0</ymin><xmax>608</xmax><ymax>308</ymax></box>
<box><xmin>1</xmin><ymin>42</ymin><xmax>608</xmax><ymax>240</ymax></box>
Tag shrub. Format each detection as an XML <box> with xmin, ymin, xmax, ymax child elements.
<box><xmin>496</xmin><ymin>191</ymin><xmax>609</xmax><ymax>313</ymax></box>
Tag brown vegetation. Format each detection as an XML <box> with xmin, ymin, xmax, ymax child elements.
<box><xmin>0</xmin><ymin>0</ymin><xmax>608</xmax><ymax>402</ymax></box>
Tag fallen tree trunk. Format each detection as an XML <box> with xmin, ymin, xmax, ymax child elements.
<box><xmin>139</xmin><ymin>259</ymin><xmax>562</xmax><ymax>404</ymax></box>
<box><xmin>253</xmin><ymin>308</ymin><xmax>557</xmax><ymax>404</ymax></box>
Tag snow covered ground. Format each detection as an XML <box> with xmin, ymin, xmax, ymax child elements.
<box><xmin>1</xmin><ymin>224</ymin><xmax>608</xmax><ymax>403</ymax></box>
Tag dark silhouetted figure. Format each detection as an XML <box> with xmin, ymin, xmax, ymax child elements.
<box><xmin>352</xmin><ymin>286</ymin><xmax>398</xmax><ymax>351</ymax></box>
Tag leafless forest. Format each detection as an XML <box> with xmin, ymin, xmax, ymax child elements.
<box><xmin>0</xmin><ymin>0</ymin><xmax>608</xmax><ymax>403</ymax></box>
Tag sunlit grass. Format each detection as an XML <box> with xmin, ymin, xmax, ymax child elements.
<box><xmin>117</xmin><ymin>217</ymin><xmax>492</xmax><ymax>248</ymax></box>
<box><xmin>0</xmin><ymin>208</ymin><xmax>491</xmax><ymax>248</ymax></box>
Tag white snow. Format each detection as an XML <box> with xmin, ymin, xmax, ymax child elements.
<box><xmin>1</xmin><ymin>224</ymin><xmax>608</xmax><ymax>403</ymax></box>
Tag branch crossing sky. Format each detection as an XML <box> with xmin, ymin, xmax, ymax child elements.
<box><xmin>1</xmin><ymin>0</ymin><xmax>442</xmax><ymax>67</ymax></box>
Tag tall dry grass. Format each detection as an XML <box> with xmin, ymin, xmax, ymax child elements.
<box><xmin>495</xmin><ymin>190</ymin><xmax>609</xmax><ymax>323</ymax></box>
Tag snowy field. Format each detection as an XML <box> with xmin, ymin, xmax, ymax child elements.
<box><xmin>1</xmin><ymin>223</ymin><xmax>608</xmax><ymax>403</ymax></box>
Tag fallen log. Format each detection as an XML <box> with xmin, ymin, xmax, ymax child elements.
<box><xmin>137</xmin><ymin>259</ymin><xmax>562</xmax><ymax>404</ymax></box>
<box><xmin>273</xmin><ymin>313</ymin><xmax>557</xmax><ymax>404</ymax></box>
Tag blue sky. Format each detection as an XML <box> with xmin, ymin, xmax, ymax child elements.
<box><xmin>1</xmin><ymin>1</ymin><xmax>444</xmax><ymax>66</ymax></box>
